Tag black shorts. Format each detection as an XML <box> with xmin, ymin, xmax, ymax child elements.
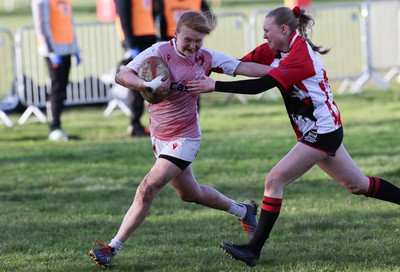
<box><xmin>299</xmin><ymin>126</ymin><xmax>343</xmax><ymax>156</ymax></box>
<box><xmin>159</xmin><ymin>154</ymin><xmax>191</xmax><ymax>171</ymax></box>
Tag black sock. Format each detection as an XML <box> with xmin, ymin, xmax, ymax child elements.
<box><xmin>366</xmin><ymin>177</ymin><xmax>400</xmax><ymax>204</ymax></box>
<box><xmin>249</xmin><ymin>196</ymin><xmax>282</xmax><ymax>256</ymax></box>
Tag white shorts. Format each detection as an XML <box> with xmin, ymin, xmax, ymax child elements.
<box><xmin>151</xmin><ymin>136</ymin><xmax>201</xmax><ymax>162</ymax></box>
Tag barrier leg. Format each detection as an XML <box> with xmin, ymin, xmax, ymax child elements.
<box><xmin>337</xmin><ymin>78</ymin><xmax>353</xmax><ymax>94</ymax></box>
<box><xmin>255</xmin><ymin>89</ymin><xmax>279</xmax><ymax>101</ymax></box>
<box><xmin>384</xmin><ymin>66</ymin><xmax>400</xmax><ymax>83</ymax></box>
<box><xmin>223</xmin><ymin>94</ymin><xmax>248</xmax><ymax>105</ymax></box>
<box><xmin>17</xmin><ymin>105</ymin><xmax>47</xmax><ymax>125</ymax></box>
<box><xmin>103</xmin><ymin>99</ymin><xmax>131</xmax><ymax>117</ymax></box>
<box><xmin>351</xmin><ymin>71</ymin><xmax>389</xmax><ymax>94</ymax></box>
<box><xmin>0</xmin><ymin>110</ymin><xmax>13</xmax><ymax>127</ymax></box>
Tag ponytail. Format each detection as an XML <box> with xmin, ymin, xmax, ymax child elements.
<box><xmin>267</xmin><ymin>6</ymin><xmax>330</xmax><ymax>55</ymax></box>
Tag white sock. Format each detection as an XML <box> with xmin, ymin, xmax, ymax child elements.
<box><xmin>227</xmin><ymin>200</ymin><xmax>247</xmax><ymax>219</ymax></box>
<box><xmin>109</xmin><ymin>238</ymin><xmax>124</xmax><ymax>254</ymax></box>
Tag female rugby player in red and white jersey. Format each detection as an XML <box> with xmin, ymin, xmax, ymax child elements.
<box><xmin>188</xmin><ymin>6</ymin><xmax>400</xmax><ymax>267</ymax></box>
<box><xmin>88</xmin><ymin>10</ymin><xmax>272</xmax><ymax>268</ymax></box>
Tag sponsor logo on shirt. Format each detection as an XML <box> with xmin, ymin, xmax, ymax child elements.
<box><xmin>170</xmin><ymin>82</ymin><xmax>189</xmax><ymax>92</ymax></box>
<box><xmin>195</xmin><ymin>55</ymin><xmax>205</xmax><ymax>67</ymax></box>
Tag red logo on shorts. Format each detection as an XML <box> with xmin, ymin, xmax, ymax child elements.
<box><xmin>172</xmin><ymin>143</ymin><xmax>178</xmax><ymax>150</ymax></box>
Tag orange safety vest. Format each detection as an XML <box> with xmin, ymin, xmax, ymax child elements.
<box><xmin>115</xmin><ymin>0</ymin><xmax>156</xmax><ymax>41</ymax></box>
<box><xmin>49</xmin><ymin>0</ymin><xmax>75</xmax><ymax>44</ymax></box>
<box><xmin>164</xmin><ymin>0</ymin><xmax>202</xmax><ymax>38</ymax></box>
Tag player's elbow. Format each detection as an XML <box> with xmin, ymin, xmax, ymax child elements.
<box><xmin>115</xmin><ymin>72</ymin><xmax>123</xmax><ymax>85</ymax></box>
<box><xmin>115</xmin><ymin>71</ymin><xmax>130</xmax><ymax>88</ymax></box>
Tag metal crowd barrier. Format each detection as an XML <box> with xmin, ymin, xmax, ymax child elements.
<box><xmin>0</xmin><ymin>27</ymin><xmax>15</xmax><ymax>127</ymax></box>
<box><xmin>205</xmin><ymin>11</ymin><xmax>251</xmax><ymax>104</ymax></box>
<box><xmin>1</xmin><ymin>1</ymin><xmax>399</xmax><ymax>126</ymax></box>
<box><xmin>14</xmin><ymin>22</ymin><xmax>124</xmax><ymax>124</ymax></box>
<box><xmin>353</xmin><ymin>0</ymin><xmax>400</xmax><ymax>93</ymax></box>
<box><xmin>249</xmin><ymin>0</ymin><xmax>399</xmax><ymax>94</ymax></box>
<box><xmin>250</xmin><ymin>3</ymin><xmax>364</xmax><ymax>94</ymax></box>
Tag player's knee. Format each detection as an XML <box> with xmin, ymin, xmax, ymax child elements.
<box><xmin>180</xmin><ymin>189</ymin><xmax>204</xmax><ymax>203</ymax></box>
<box><xmin>137</xmin><ymin>177</ymin><xmax>161</xmax><ymax>202</ymax></box>
<box><xmin>176</xmin><ymin>191</ymin><xmax>194</xmax><ymax>202</ymax></box>
<box><xmin>264</xmin><ymin>172</ymin><xmax>284</xmax><ymax>192</ymax></box>
<box><xmin>176</xmin><ymin>186</ymin><xmax>205</xmax><ymax>203</ymax></box>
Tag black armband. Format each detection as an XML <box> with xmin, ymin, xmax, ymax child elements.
<box><xmin>215</xmin><ymin>75</ymin><xmax>279</xmax><ymax>95</ymax></box>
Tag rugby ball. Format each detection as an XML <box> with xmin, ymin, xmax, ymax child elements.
<box><xmin>138</xmin><ymin>56</ymin><xmax>170</xmax><ymax>104</ymax></box>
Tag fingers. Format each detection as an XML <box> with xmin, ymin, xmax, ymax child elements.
<box><xmin>161</xmin><ymin>78</ymin><xmax>171</xmax><ymax>89</ymax></box>
<box><xmin>161</xmin><ymin>74</ymin><xmax>169</xmax><ymax>82</ymax></box>
<box><xmin>186</xmin><ymin>81</ymin><xmax>199</xmax><ymax>93</ymax></box>
<box><xmin>187</xmin><ymin>80</ymin><xmax>211</xmax><ymax>93</ymax></box>
<box><xmin>49</xmin><ymin>53</ymin><xmax>62</xmax><ymax>68</ymax></box>
<box><xmin>158</xmin><ymin>78</ymin><xmax>171</xmax><ymax>94</ymax></box>
<box><xmin>75</xmin><ymin>53</ymin><xmax>81</xmax><ymax>65</ymax></box>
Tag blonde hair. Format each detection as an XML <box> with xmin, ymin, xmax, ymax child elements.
<box><xmin>176</xmin><ymin>10</ymin><xmax>216</xmax><ymax>35</ymax></box>
<box><xmin>267</xmin><ymin>6</ymin><xmax>330</xmax><ymax>54</ymax></box>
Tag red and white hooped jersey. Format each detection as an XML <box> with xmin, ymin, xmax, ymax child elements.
<box><xmin>127</xmin><ymin>39</ymin><xmax>240</xmax><ymax>141</ymax></box>
<box><xmin>242</xmin><ymin>33</ymin><xmax>342</xmax><ymax>139</ymax></box>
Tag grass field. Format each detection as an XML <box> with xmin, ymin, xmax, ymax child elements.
<box><xmin>0</xmin><ymin>84</ymin><xmax>399</xmax><ymax>271</ymax></box>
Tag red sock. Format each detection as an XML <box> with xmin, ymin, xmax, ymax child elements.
<box><xmin>366</xmin><ymin>176</ymin><xmax>400</xmax><ymax>205</ymax></box>
<box><xmin>261</xmin><ymin>196</ymin><xmax>282</xmax><ymax>213</ymax></box>
<box><xmin>367</xmin><ymin>176</ymin><xmax>381</xmax><ymax>197</ymax></box>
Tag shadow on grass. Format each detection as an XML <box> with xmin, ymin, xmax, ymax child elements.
<box><xmin>1</xmin><ymin>175</ymin><xmax>399</xmax><ymax>271</ymax></box>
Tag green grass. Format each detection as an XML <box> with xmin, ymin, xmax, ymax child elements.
<box><xmin>0</xmin><ymin>85</ymin><xmax>399</xmax><ymax>271</ymax></box>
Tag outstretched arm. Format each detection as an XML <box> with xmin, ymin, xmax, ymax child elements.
<box><xmin>187</xmin><ymin>74</ymin><xmax>279</xmax><ymax>94</ymax></box>
<box><xmin>235</xmin><ymin>62</ymin><xmax>273</xmax><ymax>77</ymax></box>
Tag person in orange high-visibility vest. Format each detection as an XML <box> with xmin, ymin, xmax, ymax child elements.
<box><xmin>31</xmin><ymin>0</ymin><xmax>81</xmax><ymax>142</ymax></box>
<box><xmin>157</xmin><ymin>0</ymin><xmax>212</xmax><ymax>41</ymax></box>
<box><xmin>156</xmin><ymin>0</ymin><xmax>212</xmax><ymax>112</ymax></box>
<box><xmin>114</xmin><ymin>0</ymin><xmax>158</xmax><ymax>137</ymax></box>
